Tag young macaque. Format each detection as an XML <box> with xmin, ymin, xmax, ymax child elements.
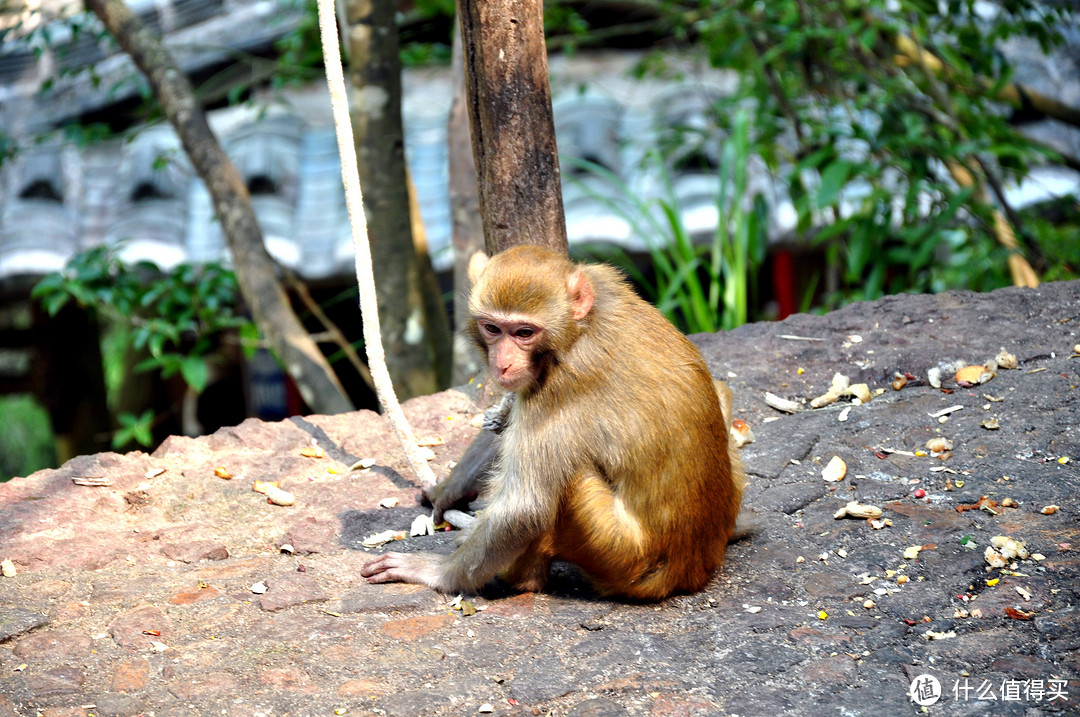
<box><xmin>361</xmin><ymin>245</ymin><xmax>745</xmax><ymax>600</ymax></box>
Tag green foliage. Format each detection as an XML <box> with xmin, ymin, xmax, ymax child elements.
<box><xmin>0</xmin><ymin>129</ymin><xmax>16</xmax><ymax>168</ymax></box>
<box><xmin>400</xmin><ymin>42</ymin><xmax>452</xmax><ymax>67</ymax></box>
<box><xmin>0</xmin><ymin>395</ymin><xmax>56</xmax><ymax>482</ymax></box>
<box><xmin>1020</xmin><ymin>198</ymin><xmax>1080</xmax><ymax>283</ymax></box>
<box><xmin>647</xmin><ymin>0</ymin><xmax>1073</xmax><ymax>307</ymax></box>
<box><xmin>113</xmin><ymin>409</ymin><xmax>155</xmax><ymax>449</ymax></box>
<box><xmin>570</xmin><ymin>109</ymin><xmax>767</xmax><ymax>334</ymax></box>
<box><xmin>271</xmin><ymin>0</ymin><xmax>328</xmax><ymax>86</ymax></box>
<box><xmin>32</xmin><ymin>246</ymin><xmax>255</xmax><ymax>448</ymax></box>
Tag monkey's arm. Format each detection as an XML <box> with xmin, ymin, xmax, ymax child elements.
<box><xmin>423</xmin><ymin>393</ymin><xmax>513</xmax><ymax>522</ymax></box>
<box><xmin>424</xmin><ymin>429</ymin><xmax>500</xmax><ymax>523</ymax></box>
<box><xmin>364</xmin><ymin>458</ymin><xmax>558</xmax><ymax>593</ymax></box>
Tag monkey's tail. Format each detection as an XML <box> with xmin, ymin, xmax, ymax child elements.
<box><xmin>730</xmin><ymin>509</ymin><xmax>760</xmax><ymax>543</ymax></box>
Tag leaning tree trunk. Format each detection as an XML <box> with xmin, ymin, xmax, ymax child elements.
<box><xmin>342</xmin><ymin>0</ymin><xmax>452</xmax><ymax>399</ymax></box>
<box><xmin>455</xmin><ymin>0</ymin><xmax>569</xmax><ymax>255</ymax></box>
<box><xmin>448</xmin><ymin>19</ymin><xmax>486</xmax><ymax>384</ymax></box>
<box><xmin>85</xmin><ymin>0</ymin><xmax>353</xmax><ymax>415</ymax></box>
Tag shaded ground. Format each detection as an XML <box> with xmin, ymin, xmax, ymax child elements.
<box><xmin>1</xmin><ymin>281</ymin><xmax>1079</xmax><ymax>717</ymax></box>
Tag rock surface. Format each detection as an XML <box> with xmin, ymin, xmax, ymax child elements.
<box><xmin>1</xmin><ymin>281</ymin><xmax>1079</xmax><ymax>716</ymax></box>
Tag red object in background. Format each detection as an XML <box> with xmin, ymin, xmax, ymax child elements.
<box><xmin>773</xmin><ymin>249</ymin><xmax>797</xmax><ymax>319</ymax></box>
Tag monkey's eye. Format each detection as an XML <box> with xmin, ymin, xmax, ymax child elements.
<box><xmin>480</xmin><ymin>322</ymin><xmax>501</xmax><ymax>336</ymax></box>
<box><xmin>513</xmin><ymin>327</ymin><xmax>535</xmax><ymax>339</ymax></box>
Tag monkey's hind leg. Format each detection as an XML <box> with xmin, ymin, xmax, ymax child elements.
<box><xmin>548</xmin><ymin>473</ymin><xmax>691</xmax><ymax>600</ymax></box>
<box><xmin>500</xmin><ymin>532</ymin><xmax>554</xmax><ymax>593</ymax></box>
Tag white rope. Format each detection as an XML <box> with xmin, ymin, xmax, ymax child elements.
<box><xmin>313</xmin><ymin>0</ymin><xmax>437</xmax><ymax>488</ymax></box>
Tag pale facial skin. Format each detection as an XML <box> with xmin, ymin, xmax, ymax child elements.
<box><xmin>475</xmin><ymin>314</ymin><xmax>543</xmax><ymax>391</ymax></box>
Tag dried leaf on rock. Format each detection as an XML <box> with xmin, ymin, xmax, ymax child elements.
<box><xmin>730</xmin><ymin>419</ymin><xmax>755</xmax><ymax>448</ymax></box>
<box><xmin>956</xmin><ymin>365</ymin><xmax>994</xmax><ymax>386</ymax></box>
<box><xmin>72</xmin><ymin>476</ymin><xmax>111</xmax><ymax>487</ymax></box>
<box><xmin>986</xmin><ymin>535</ymin><xmax>1029</xmax><ymax>568</ymax></box>
<box><xmin>833</xmin><ymin>501</ymin><xmax>882</xmax><ymax>519</ymax></box>
<box><xmin>765</xmin><ymin>392</ymin><xmax>802</xmax><ymax>413</ymax></box>
<box><xmin>925</xmin><ymin>437</ymin><xmax>953</xmax><ymax>453</ymax></box>
<box><xmin>995</xmin><ymin>349</ymin><xmax>1018</xmax><ymax>369</ymax></box>
<box><xmin>264</xmin><ymin>485</ymin><xmax>295</xmax><ymax>506</ymax></box>
<box><xmin>955</xmin><ymin>496</ymin><xmax>998</xmax><ymax>514</ymax></box>
<box><xmin>990</xmin><ymin>535</ymin><xmax>1029</xmax><ymax>559</ymax></box>
<box><xmin>410</xmin><ymin>514</ymin><xmax>436</xmax><ymax>537</ymax></box>
<box><xmin>821</xmin><ymin>456</ymin><xmax>847</xmax><ymax>482</ymax></box>
<box><xmin>362</xmin><ymin>530</ymin><xmax>406</xmax><ymax>548</ymax></box>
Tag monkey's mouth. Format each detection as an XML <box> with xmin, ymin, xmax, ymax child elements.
<box><xmin>494</xmin><ymin>374</ymin><xmax>531</xmax><ymax>391</ymax></box>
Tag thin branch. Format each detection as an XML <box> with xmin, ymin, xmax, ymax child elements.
<box><xmin>748</xmin><ymin>34</ymin><xmax>805</xmax><ymax>143</ymax></box>
<box><xmin>907</xmin><ymin>29</ymin><xmax>1039</xmax><ymax>289</ymax></box>
<box><xmin>894</xmin><ymin>33</ymin><xmax>1080</xmax><ymax>130</ymax></box>
<box><xmin>286</xmin><ymin>273</ymin><xmax>375</xmax><ymax>393</ymax></box>
<box><xmin>973</xmin><ymin>155</ymin><xmax>1047</xmax><ymax>269</ymax></box>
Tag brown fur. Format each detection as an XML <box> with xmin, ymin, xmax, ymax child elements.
<box><xmin>362</xmin><ymin>245</ymin><xmax>744</xmax><ymax>600</ymax></box>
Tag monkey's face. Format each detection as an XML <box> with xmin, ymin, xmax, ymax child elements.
<box><xmin>475</xmin><ymin>315</ymin><xmax>543</xmax><ymax>392</ymax></box>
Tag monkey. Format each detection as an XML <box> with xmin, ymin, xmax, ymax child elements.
<box><xmin>361</xmin><ymin>245</ymin><xmax>745</xmax><ymax>600</ymax></box>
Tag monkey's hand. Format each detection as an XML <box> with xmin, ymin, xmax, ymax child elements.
<box><xmin>425</xmin><ymin>473</ymin><xmax>478</xmax><ymax>525</ymax></box>
<box><xmin>424</xmin><ymin>429</ymin><xmax>500</xmax><ymax>523</ymax></box>
<box><xmin>482</xmin><ymin>392</ymin><xmax>515</xmax><ymax>432</ymax></box>
<box><xmin>361</xmin><ymin>552</ymin><xmax>445</xmax><ymax>590</ymax></box>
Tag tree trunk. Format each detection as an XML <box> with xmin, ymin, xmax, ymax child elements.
<box><xmin>455</xmin><ymin>0</ymin><xmax>569</xmax><ymax>256</ymax></box>
<box><xmin>34</xmin><ymin>304</ymin><xmax>112</xmax><ymax>461</ymax></box>
<box><xmin>85</xmin><ymin>0</ymin><xmax>353</xmax><ymax>415</ymax></box>
<box><xmin>448</xmin><ymin>19</ymin><xmax>486</xmax><ymax>384</ymax></box>
<box><xmin>406</xmin><ymin>169</ymin><xmax>454</xmax><ymax>390</ymax></box>
<box><xmin>342</xmin><ymin>0</ymin><xmax>452</xmax><ymax>399</ymax></box>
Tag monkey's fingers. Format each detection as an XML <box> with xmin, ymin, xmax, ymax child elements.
<box><xmin>419</xmin><ymin>479</ymin><xmax>439</xmax><ymax>500</ymax></box>
<box><xmin>360</xmin><ymin>552</ymin><xmax>412</xmax><ymax>584</ymax></box>
<box><xmin>428</xmin><ymin>481</ymin><xmax>474</xmax><ymax>524</ymax></box>
<box><xmin>360</xmin><ymin>552</ymin><xmax>442</xmax><ymax>588</ymax></box>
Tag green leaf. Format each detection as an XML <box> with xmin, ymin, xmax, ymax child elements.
<box><xmin>44</xmin><ymin>292</ymin><xmax>70</xmax><ymax>316</ymax></box>
<box><xmin>180</xmin><ymin>356</ymin><xmax>209</xmax><ymax>393</ymax></box>
<box><xmin>113</xmin><ymin>409</ymin><xmax>154</xmax><ymax>449</ymax></box>
<box><xmin>817</xmin><ymin>161</ymin><xmax>852</xmax><ymax>209</ymax></box>
<box><xmin>134</xmin><ymin>356</ymin><xmax>163</xmax><ymax>373</ymax></box>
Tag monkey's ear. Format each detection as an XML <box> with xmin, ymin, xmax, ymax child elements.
<box><xmin>467</xmin><ymin>251</ymin><xmax>490</xmax><ymax>285</ymax></box>
<box><xmin>567</xmin><ymin>268</ymin><xmax>595</xmax><ymax>321</ymax></box>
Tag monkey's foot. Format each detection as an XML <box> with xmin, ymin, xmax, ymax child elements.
<box><xmin>360</xmin><ymin>552</ymin><xmax>443</xmax><ymax>589</ymax></box>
